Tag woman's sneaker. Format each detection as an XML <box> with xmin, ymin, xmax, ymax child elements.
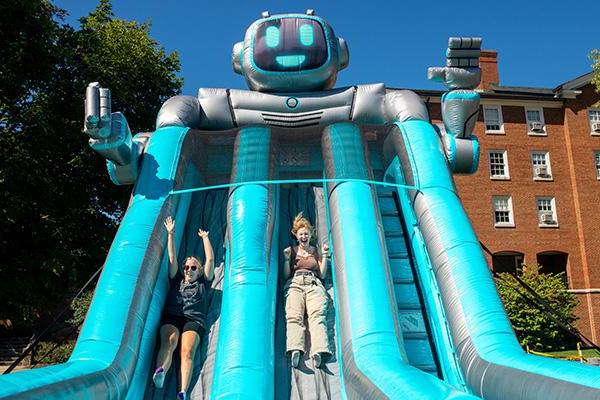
<box><xmin>291</xmin><ymin>350</ymin><xmax>301</xmax><ymax>368</ymax></box>
<box><xmin>152</xmin><ymin>366</ymin><xmax>165</xmax><ymax>389</ymax></box>
<box><xmin>176</xmin><ymin>391</ymin><xmax>187</xmax><ymax>400</ymax></box>
<box><xmin>313</xmin><ymin>353</ymin><xmax>322</xmax><ymax>369</ymax></box>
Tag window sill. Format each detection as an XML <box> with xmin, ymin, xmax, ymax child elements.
<box><xmin>495</xmin><ymin>223</ymin><xmax>515</xmax><ymax>228</ymax></box>
<box><xmin>491</xmin><ymin>176</ymin><xmax>511</xmax><ymax>181</ymax></box>
<box><xmin>591</xmin><ymin>132</ymin><xmax>600</xmax><ymax>137</ymax></box>
<box><xmin>528</xmin><ymin>131</ymin><xmax>547</xmax><ymax>137</ymax></box>
<box><xmin>533</xmin><ymin>177</ymin><xmax>553</xmax><ymax>182</ymax></box>
<box><xmin>486</xmin><ymin>130</ymin><xmax>506</xmax><ymax>135</ymax></box>
<box><xmin>539</xmin><ymin>223</ymin><xmax>559</xmax><ymax>228</ymax></box>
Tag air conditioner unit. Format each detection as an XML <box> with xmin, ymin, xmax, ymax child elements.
<box><xmin>540</xmin><ymin>212</ymin><xmax>555</xmax><ymax>224</ymax></box>
<box><xmin>592</xmin><ymin>122</ymin><xmax>600</xmax><ymax>133</ymax></box>
<box><xmin>529</xmin><ymin>121</ymin><xmax>544</xmax><ymax>133</ymax></box>
<box><xmin>534</xmin><ymin>166</ymin><xmax>548</xmax><ymax>177</ymax></box>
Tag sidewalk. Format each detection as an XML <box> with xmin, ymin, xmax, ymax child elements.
<box><xmin>0</xmin><ymin>364</ymin><xmax>30</xmax><ymax>374</ymax></box>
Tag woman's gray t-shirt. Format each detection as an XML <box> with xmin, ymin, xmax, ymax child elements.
<box><xmin>164</xmin><ymin>270</ymin><xmax>207</xmax><ymax>328</ymax></box>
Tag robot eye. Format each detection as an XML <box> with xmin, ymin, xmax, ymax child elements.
<box><xmin>265</xmin><ymin>26</ymin><xmax>280</xmax><ymax>48</ymax></box>
<box><xmin>299</xmin><ymin>24</ymin><xmax>314</xmax><ymax>46</ymax></box>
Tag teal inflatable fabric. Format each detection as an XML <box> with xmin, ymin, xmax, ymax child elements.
<box><xmin>322</xmin><ymin>122</ymin><xmax>476</xmax><ymax>399</ymax></box>
<box><xmin>390</xmin><ymin>120</ymin><xmax>600</xmax><ymax>400</ymax></box>
<box><xmin>210</xmin><ymin>127</ymin><xmax>280</xmax><ymax>399</ymax></box>
<box><xmin>384</xmin><ymin>157</ymin><xmax>469</xmax><ymax>392</ymax></box>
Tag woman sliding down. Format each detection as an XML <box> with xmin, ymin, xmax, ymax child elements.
<box><xmin>153</xmin><ymin>216</ymin><xmax>214</xmax><ymax>400</ymax></box>
<box><xmin>283</xmin><ymin>212</ymin><xmax>331</xmax><ymax>369</ymax></box>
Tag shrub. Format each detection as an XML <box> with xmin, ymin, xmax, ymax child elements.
<box><xmin>34</xmin><ymin>340</ymin><xmax>75</xmax><ymax>365</ymax></box>
<box><xmin>495</xmin><ymin>264</ymin><xmax>579</xmax><ymax>351</ymax></box>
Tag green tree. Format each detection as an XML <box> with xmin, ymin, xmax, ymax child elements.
<box><xmin>591</xmin><ymin>49</ymin><xmax>600</xmax><ymax>94</ymax></box>
<box><xmin>495</xmin><ymin>264</ymin><xmax>579</xmax><ymax>352</ymax></box>
<box><xmin>0</xmin><ymin>0</ymin><xmax>182</xmax><ymax>333</ymax></box>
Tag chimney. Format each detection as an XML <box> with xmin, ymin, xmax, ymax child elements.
<box><xmin>477</xmin><ymin>50</ymin><xmax>499</xmax><ymax>91</ymax></box>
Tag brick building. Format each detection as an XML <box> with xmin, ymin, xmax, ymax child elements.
<box><xmin>399</xmin><ymin>51</ymin><xmax>600</xmax><ymax>342</ymax></box>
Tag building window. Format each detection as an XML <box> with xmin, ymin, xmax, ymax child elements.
<box><xmin>525</xmin><ymin>107</ymin><xmax>546</xmax><ymax>135</ymax></box>
<box><xmin>589</xmin><ymin>108</ymin><xmax>600</xmax><ymax>135</ymax></box>
<box><xmin>484</xmin><ymin>106</ymin><xmax>504</xmax><ymax>133</ymax></box>
<box><xmin>537</xmin><ymin>251</ymin><xmax>568</xmax><ymax>287</ymax></box>
<box><xmin>531</xmin><ymin>151</ymin><xmax>552</xmax><ymax>180</ymax></box>
<box><xmin>536</xmin><ymin>196</ymin><xmax>558</xmax><ymax>227</ymax></box>
<box><xmin>489</xmin><ymin>150</ymin><xmax>509</xmax><ymax>179</ymax></box>
<box><xmin>492</xmin><ymin>196</ymin><xmax>514</xmax><ymax>227</ymax></box>
<box><xmin>595</xmin><ymin>151</ymin><xmax>600</xmax><ymax>179</ymax></box>
<box><xmin>492</xmin><ymin>251</ymin><xmax>524</xmax><ymax>274</ymax></box>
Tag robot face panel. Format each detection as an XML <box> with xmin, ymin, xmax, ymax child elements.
<box><xmin>253</xmin><ymin>18</ymin><xmax>328</xmax><ymax>72</ymax></box>
<box><xmin>234</xmin><ymin>13</ymin><xmax>349</xmax><ymax>92</ymax></box>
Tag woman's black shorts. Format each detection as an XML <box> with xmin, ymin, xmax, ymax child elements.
<box><xmin>160</xmin><ymin>314</ymin><xmax>205</xmax><ymax>335</ymax></box>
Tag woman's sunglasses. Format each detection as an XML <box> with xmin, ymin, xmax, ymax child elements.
<box><xmin>184</xmin><ymin>264</ymin><xmax>198</xmax><ymax>272</ymax></box>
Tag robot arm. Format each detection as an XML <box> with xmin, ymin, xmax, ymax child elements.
<box><xmin>155</xmin><ymin>95</ymin><xmax>202</xmax><ymax>130</ymax></box>
<box><xmin>428</xmin><ymin>37</ymin><xmax>482</xmax><ymax>174</ymax></box>
<box><xmin>84</xmin><ymin>84</ymin><xmax>203</xmax><ymax>185</ymax></box>
<box><xmin>385</xmin><ymin>90</ymin><xmax>429</xmax><ymax>123</ymax></box>
<box><xmin>428</xmin><ymin>37</ymin><xmax>481</xmax><ymax>138</ymax></box>
<box><xmin>84</xmin><ymin>82</ymin><xmax>140</xmax><ymax>184</ymax></box>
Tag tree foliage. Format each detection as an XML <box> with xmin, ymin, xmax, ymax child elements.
<box><xmin>590</xmin><ymin>49</ymin><xmax>600</xmax><ymax>94</ymax></box>
<box><xmin>33</xmin><ymin>289</ymin><xmax>93</xmax><ymax>365</ymax></box>
<box><xmin>495</xmin><ymin>264</ymin><xmax>579</xmax><ymax>352</ymax></box>
<box><xmin>0</xmin><ymin>0</ymin><xmax>182</xmax><ymax>333</ymax></box>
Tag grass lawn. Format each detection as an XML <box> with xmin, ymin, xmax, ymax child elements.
<box><xmin>546</xmin><ymin>348</ymin><xmax>600</xmax><ymax>358</ymax></box>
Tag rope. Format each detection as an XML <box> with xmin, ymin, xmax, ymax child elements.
<box><xmin>169</xmin><ymin>178</ymin><xmax>418</xmax><ymax>196</ymax></box>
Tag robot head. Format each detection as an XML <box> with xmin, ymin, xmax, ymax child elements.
<box><xmin>232</xmin><ymin>10</ymin><xmax>349</xmax><ymax>92</ymax></box>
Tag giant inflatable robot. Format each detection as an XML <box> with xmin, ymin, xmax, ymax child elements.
<box><xmin>2</xmin><ymin>10</ymin><xmax>600</xmax><ymax>400</ymax></box>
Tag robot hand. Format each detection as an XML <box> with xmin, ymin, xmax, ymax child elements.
<box><xmin>84</xmin><ymin>82</ymin><xmax>113</xmax><ymax>140</ymax></box>
<box><xmin>427</xmin><ymin>37</ymin><xmax>482</xmax><ymax>90</ymax></box>
<box><xmin>428</xmin><ymin>38</ymin><xmax>482</xmax><ymax>173</ymax></box>
<box><xmin>82</xmin><ymin>82</ymin><xmax>137</xmax><ymax>183</ymax></box>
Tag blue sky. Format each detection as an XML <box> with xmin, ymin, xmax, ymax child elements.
<box><xmin>54</xmin><ymin>0</ymin><xmax>598</xmax><ymax>96</ymax></box>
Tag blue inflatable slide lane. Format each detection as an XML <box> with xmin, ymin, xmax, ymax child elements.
<box><xmin>2</xmin><ymin>123</ymin><xmax>600</xmax><ymax>400</ymax></box>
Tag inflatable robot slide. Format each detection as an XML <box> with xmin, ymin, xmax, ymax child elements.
<box><xmin>1</xmin><ymin>10</ymin><xmax>599</xmax><ymax>400</ymax></box>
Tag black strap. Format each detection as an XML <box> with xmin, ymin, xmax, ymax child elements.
<box><xmin>479</xmin><ymin>241</ymin><xmax>600</xmax><ymax>352</ymax></box>
<box><xmin>3</xmin><ymin>264</ymin><xmax>104</xmax><ymax>374</ymax></box>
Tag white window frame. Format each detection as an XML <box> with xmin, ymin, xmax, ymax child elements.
<box><xmin>594</xmin><ymin>151</ymin><xmax>600</xmax><ymax>180</ymax></box>
<box><xmin>488</xmin><ymin>149</ymin><xmax>510</xmax><ymax>180</ymax></box>
<box><xmin>536</xmin><ymin>196</ymin><xmax>558</xmax><ymax>228</ymax></box>
<box><xmin>483</xmin><ymin>105</ymin><xmax>504</xmax><ymax>134</ymax></box>
<box><xmin>589</xmin><ymin>108</ymin><xmax>600</xmax><ymax>136</ymax></box>
<box><xmin>492</xmin><ymin>195</ymin><xmax>515</xmax><ymax>228</ymax></box>
<box><xmin>525</xmin><ymin>107</ymin><xmax>547</xmax><ymax>136</ymax></box>
<box><xmin>531</xmin><ymin>151</ymin><xmax>552</xmax><ymax>181</ymax></box>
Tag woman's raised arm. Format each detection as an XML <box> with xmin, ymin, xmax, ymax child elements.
<box><xmin>164</xmin><ymin>216</ymin><xmax>178</xmax><ymax>279</ymax></box>
<box><xmin>199</xmin><ymin>229</ymin><xmax>214</xmax><ymax>281</ymax></box>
